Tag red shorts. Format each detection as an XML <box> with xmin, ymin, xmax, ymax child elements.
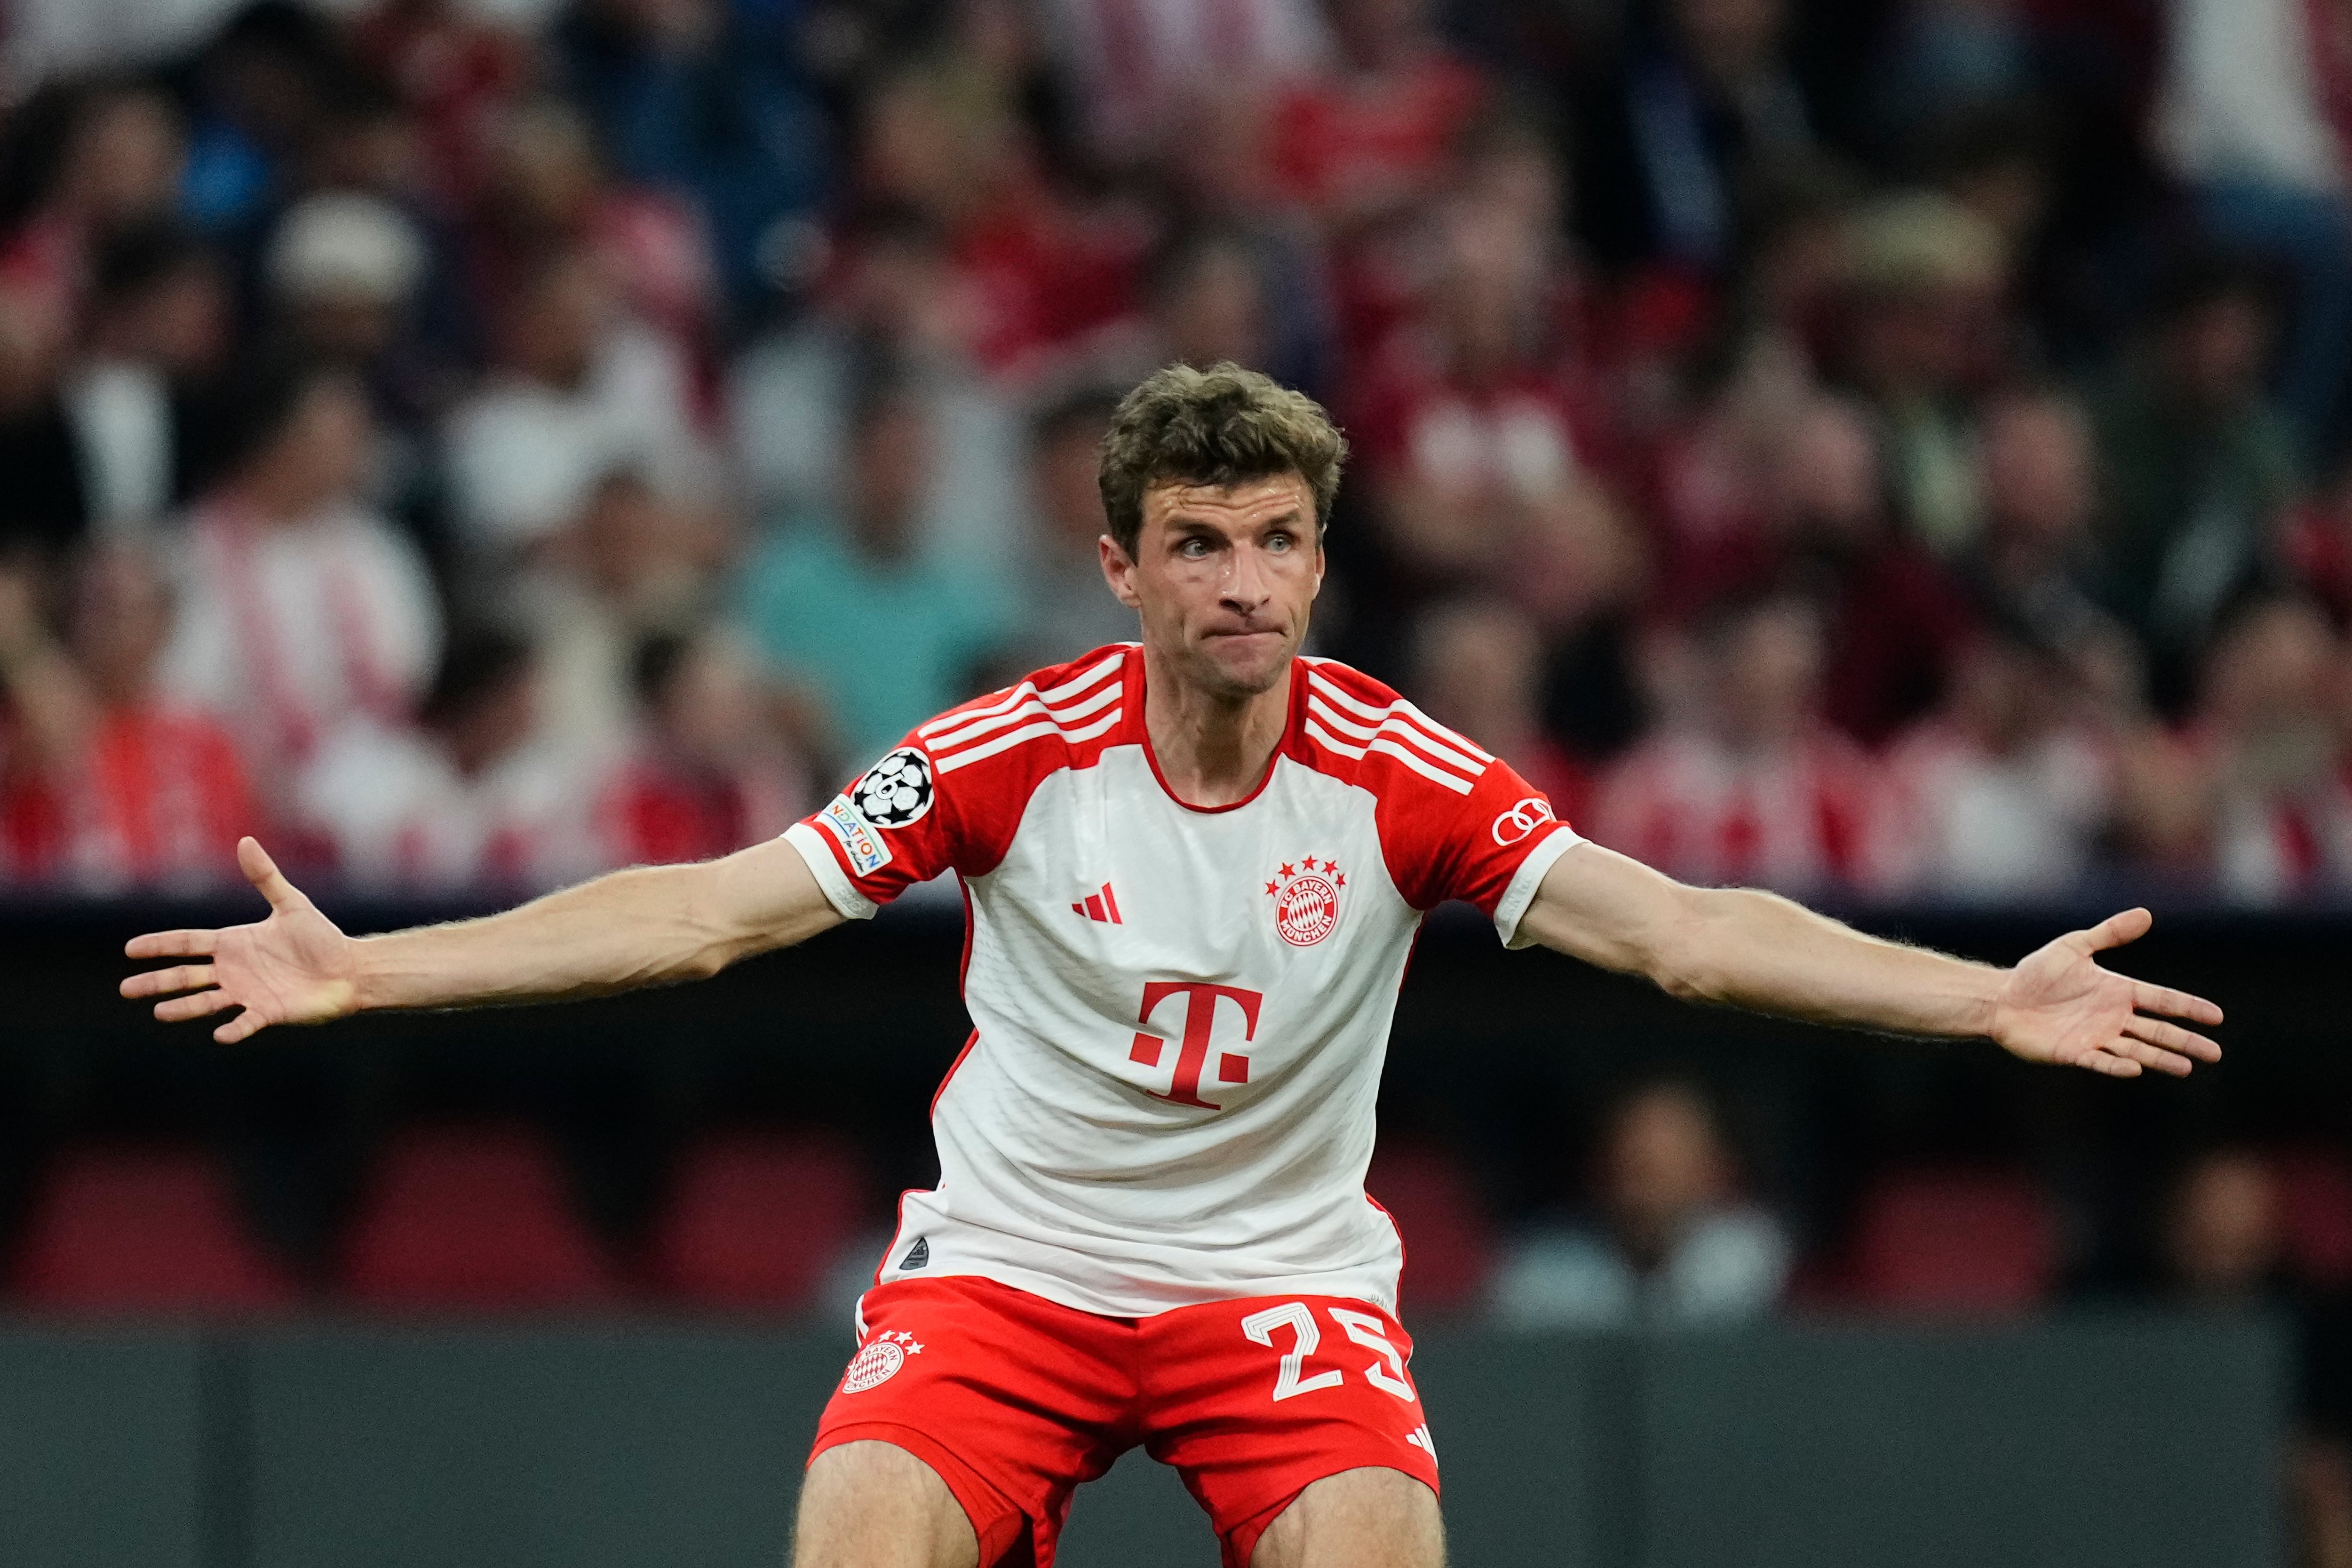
<box><xmin>807</xmin><ymin>1275</ymin><xmax>1440</xmax><ymax>1568</ymax></box>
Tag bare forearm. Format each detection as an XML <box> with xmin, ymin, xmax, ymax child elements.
<box><xmin>1650</xmin><ymin>886</ymin><xmax>2002</xmax><ymax>1038</ymax></box>
<box><xmin>349</xmin><ymin>849</ymin><xmax>835</xmax><ymax>1012</ymax></box>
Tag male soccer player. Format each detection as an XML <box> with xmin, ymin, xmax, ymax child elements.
<box><xmin>124</xmin><ymin>364</ymin><xmax>2223</xmax><ymax>1568</ymax></box>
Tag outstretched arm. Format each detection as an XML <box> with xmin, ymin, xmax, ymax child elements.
<box><xmin>122</xmin><ymin>836</ymin><xmax>844</xmax><ymax>1043</ymax></box>
<box><xmin>1518</xmin><ymin>840</ymin><xmax>2223</xmax><ymax>1078</ymax></box>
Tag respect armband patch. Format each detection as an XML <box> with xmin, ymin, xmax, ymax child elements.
<box><xmin>819</xmin><ymin>796</ymin><xmax>893</xmax><ymax>876</ymax></box>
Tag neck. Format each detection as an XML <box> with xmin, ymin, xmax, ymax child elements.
<box><xmin>1141</xmin><ymin>643</ymin><xmax>1294</xmax><ymax>807</ymax></box>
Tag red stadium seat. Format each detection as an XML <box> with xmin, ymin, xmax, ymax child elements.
<box><xmin>2272</xmin><ymin>1145</ymin><xmax>2352</xmax><ymax>1289</ymax></box>
<box><xmin>1366</xmin><ymin>1140</ymin><xmax>1494</xmax><ymax>1314</ymax></box>
<box><xmin>646</xmin><ymin>1130</ymin><xmax>872</xmax><ymax>1309</ymax></box>
<box><xmin>1843</xmin><ymin>1166</ymin><xmax>2058</xmax><ymax>1313</ymax></box>
<box><xmin>340</xmin><ymin>1122</ymin><xmax>618</xmax><ymax>1308</ymax></box>
<box><xmin>9</xmin><ymin>1142</ymin><xmax>296</xmax><ymax>1312</ymax></box>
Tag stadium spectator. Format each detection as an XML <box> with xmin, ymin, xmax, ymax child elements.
<box><xmin>295</xmin><ymin>625</ymin><xmax>598</xmax><ymax>891</ymax></box>
<box><xmin>1491</xmin><ymin>1076</ymin><xmax>1790</xmax><ymax>1329</ymax></box>
<box><xmin>2154</xmin><ymin>0</ymin><xmax>2352</xmax><ymax>460</ymax></box>
<box><xmin>2156</xmin><ymin>1146</ymin><xmax>2352</xmax><ymax>1568</ymax></box>
<box><xmin>1879</xmin><ymin>630</ymin><xmax>2114</xmax><ymax>899</ymax></box>
<box><xmin>158</xmin><ymin>358</ymin><xmax>441</xmax><ymax>793</ymax></box>
<box><xmin>1406</xmin><ymin>597</ymin><xmax>1589</xmax><ymax>823</ymax></box>
<box><xmin>1265</xmin><ymin>0</ymin><xmax>1487</xmax><ymax>228</ymax></box>
<box><xmin>0</xmin><ymin>287</ymin><xmax>90</xmax><ymax>568</ymax></box>
<box><xmin>0</xmin><ymin>74</ymin><xmax>186</xmax><ymax>319</ymax></box>
<box><xmin>729</xmin><ymin>216</ymin><xmax>1025</xmax><ymax>568</ymax></box>
<box><xmin>2090</xmin><ymin>255</ymin><xmax>2303</xmax><ymax>701</ymax></box>
<box><xmin>1590</xmin><ymin>593</ymin><xmax>1890</xmax><ymax>893</ymax></box>
<box><xmin>1570</xmin><ymin>0</ymin><xmax>1816</xmax><ymax>277</ymax></box>
<box><xmin>1960</xmin><ymin>386</ymin><xmax>2134</xmax><ymax>686</ymax></box>
<box><xmin>64</xmin><ymin>220</ymin><xmax>232</xmax><ymax>535</ymax></box>
<box><xmin>739</xmin><ymin>369</ymin><xmax>1010</xmax><ymax>769</ymax></box>
<box><xmin>0</xmin><ymin>545</ymin><xmax>255</xmax><ymax>891</ymax></box>
<box><xmin>549</xmin><ymin>0</ymin><xmax>830</xmax><ymax>323</ymax></box>
<box><xmin>444</xmin><ymin>244</ymin><xmax>713</xmax><ymax>557</ymax></box>
<box><xmin>1350</xmin><ymin>197</ymin><xmax>1617</xmax><ymax>592</ymax></box>
<box><xmin>1833</xmin><ymin>190</ymin><xmax>2007</xmax><ymax>557</ymax></box>
<box><xmin>262</xmin><ymin>189</ymin><xmax>444</xmax><ymax>454</ymax></box>
<box><xmin>514</xmin><ymin>465</ymin><xmax>733</xmax><ymax>756</ymax></box>
<box><xmin>999</xmin><ymin>386</ymin><xmax>1138</xmax><ymax>671</ymax></box>
<box><xmin>2190</xmin><ymin>594</ymin><xmax>2352</xmax><ymax>905</ymax></box>
<box><xmin>1770</xmin><ymin>390</ymin><xmax>1977</xmax><ymax>744</ymax></box>
<box><xmin>846</xmin><ymin>59</ymin><xmax>1140</xmax><ymax>382</ymax></box>
<box><xmin>466</xmin><ymin>96</ymin><xmax>719</xmax><ymax>384</ymax></box>
<box><xmin>349</xmin><ymin>0</ymin><xmax>537</xmax><ymax>212</ymax></box>
<box><xmin>1044</xmin><ymin>0</ymin><xmax>1331</xmax><ymax>167</ymax></box>
<box><xmin>592</xmin><ymin>629</ymin><xmax>810</xmax><ymax>867</ymax></box>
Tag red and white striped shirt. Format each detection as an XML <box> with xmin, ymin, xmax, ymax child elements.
<box><xmin>785</xmin><ymin>645</ymin><xmax>1577</xmax><ymax>1316</ymax></box>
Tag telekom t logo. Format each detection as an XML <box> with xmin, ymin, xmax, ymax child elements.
<box><xmin>1129</xmin><ymin>981</ymin><xmax>1263</xmax><ymax>1109</ymax></box>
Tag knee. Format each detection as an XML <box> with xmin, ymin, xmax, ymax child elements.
<box><xmin>1250</xmin><ymin>1466</ymin><xmax>1443</xmax><ymax>1568</ymax></box>
<box><xmin>794</xmin><ymin>1441</ymin><xmax>979</xmax><ymax>1568</ymax></box>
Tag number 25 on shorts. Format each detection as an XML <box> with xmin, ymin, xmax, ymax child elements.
<box><xmin>1239</xmin><ymin>1301</ymin><xmax>1417</xmax><ymax>1403</ymax></box>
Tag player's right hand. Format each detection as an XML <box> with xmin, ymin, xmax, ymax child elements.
<box><xmin>120</xmin><ymin>837</ymin><xmax>361</xmax><ymax>1043</ymax></box>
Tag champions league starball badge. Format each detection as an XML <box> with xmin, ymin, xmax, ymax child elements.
<box><xmin>852</xmin><ymin>748</ymin><xmax>936</xmax><ymax>829</ymax></box>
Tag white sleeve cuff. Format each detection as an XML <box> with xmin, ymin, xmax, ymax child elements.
<box><xmin>784</xmin><ymin>822</ymin><xmax>879</xmax><ymax>921</ymax></box>
<box><xmin>1495</xmin><ymin>827</ymin><xmax>1581</xmax><ymax>948</ymax></box>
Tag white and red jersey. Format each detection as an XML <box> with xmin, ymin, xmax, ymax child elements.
<box><xmin>784</xmin><ymin>645</ymin><xmax>1579</xmax><ymax>1318</ymax></box>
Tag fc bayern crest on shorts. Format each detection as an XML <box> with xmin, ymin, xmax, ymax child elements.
<box><xmin>1264</xmin><ymin>857</ymin><xmax>1344</xmax><ymax>947</ymax></box>
<box><xmin>851</xmin><ymin>748</ymin><xmax>935</xmax><ymax>828</ymax></box>
<box><xmin>842</xmin><ymin>1329</ymin><xmax>925</xmax><ymax>1393</ymax></box>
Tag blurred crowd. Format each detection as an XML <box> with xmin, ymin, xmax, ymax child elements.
<box><xmin>9</xmin><ymin>0</ymin><xmax>2352</xmax><ymax>901</ymax></box>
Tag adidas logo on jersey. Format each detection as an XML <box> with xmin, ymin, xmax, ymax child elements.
<box><xmin>899</xmin><ymin>1236</ymin><xmax>930</xmax><ymax>1269</ymax></box>
<box><xmin>1071</xmin><ymin>883</ymin><xmax>1123</xmax><ymax>924</ymax></box>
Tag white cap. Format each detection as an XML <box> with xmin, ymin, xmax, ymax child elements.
<box><xmin>267</xmin><ymin>191</ymin><xmax>427</xmax><ymax>306</ymax></box>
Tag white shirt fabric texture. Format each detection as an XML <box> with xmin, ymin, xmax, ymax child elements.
<box><xmin>785</xmin><ymin>645</ymin><xmax>1580</xmax><ymax>1318</ymax></box>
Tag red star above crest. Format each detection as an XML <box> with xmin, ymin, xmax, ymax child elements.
<box><xmin>1278</xmin><ymin>863</ymin><xmax>1295</xmax><ymax>878</ymax></box>
<box><xmin>1335</xmin><ymin>872</ymin><xmax>1346</xmax><ymax>887</ymax></box>
<box><xmin>1263</xmin><ymin>879</ymin><xmax>1279</xmax><ymax>896</ymax></box>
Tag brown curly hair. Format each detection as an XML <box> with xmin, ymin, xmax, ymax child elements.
<box><xmin>1097</xmin><ymin>363</ymin><xmax>1349</xmax><ymax>557</ymax></box>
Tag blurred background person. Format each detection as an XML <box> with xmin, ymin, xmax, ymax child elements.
<box><xmin>0</xmin><ymin>543</ymin><xmax>254</xmax><ymax>891</ymax></box>
<box><xmin>591</xmin><ymin>628</ymin><xmax>812</xmax><ymax>868</ymax></box>
<box><xmin>64</xmin><ymin>219</ymin><xmax>232</xmax><ymax>538</ymax></box>
<box><xmin>1590</xmin><ymin>593</ymin><xmax>1891</xmax><ymax>894</ymax></box>
<box><xmin>1492</xmin><ymin>1076</ymin><xmax>1792</xmax><ymax>1330</ymax></box>
<box><xmin>158</xmin><ymin>356</ymin><xmax>440</xmax><ymax>805</ymax></box>
<box><xmin>293</xmin><ymin>623</ymin><xmax>597</xmax><ymax>892</ymax></box>
<box><xmin>2090</xmin><ymin>255</ymin><xmax>2304</xmax><ymax>707</ymax></box>
<box><xmin>1406</xmin><ymin>596</ymin><xmax>1589</xmax><ymax>821</ymax></box>
<box><xmin>739</xmin><ymin>364</ymin><xmax>1010</xmax><ymax>771</ymax></box>
<box><xmin>999</xmin><ymin>384</ymin><xmax>1136</xmax><ymax>673</ymax></box>
<box><xmin>1878</xmin><ymin>629</ymin><xmax>2114</xmax><ymax>900</ymax></box>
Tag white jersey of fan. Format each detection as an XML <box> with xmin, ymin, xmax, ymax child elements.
<box><xmin>785</xmin><ymin>645</ymin><xmax>1578</xmax><ymax>1317</ymax></box>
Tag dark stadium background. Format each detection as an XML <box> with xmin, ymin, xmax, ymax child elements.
<box><xmin>0</xmin><ymin>0</ymin><xmax>2345</xmax><ymax>1562</ymax></box>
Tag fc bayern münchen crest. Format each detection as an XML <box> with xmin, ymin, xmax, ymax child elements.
<box><xmin>851</xmin><ymin>748</ymin><xmax>935</xmax><ymax>828</ymax></box>
<box><xmin>1265</xmin><ymin>857</ymin><xmax>1345</xmax><ymax>947</ymax></box>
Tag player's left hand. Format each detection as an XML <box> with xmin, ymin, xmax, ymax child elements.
<box><xmin>1988</xmin><ymin>907</ymin><xmax>2223</xmax><ymax>1078</ymax></box>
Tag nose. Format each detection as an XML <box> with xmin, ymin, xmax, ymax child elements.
<box><xmin>1220</xmin><ymin>541</ymin><xmax>1271</xmax><ymax>611</ymax></box>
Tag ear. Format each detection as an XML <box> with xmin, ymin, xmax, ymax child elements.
<box><xmin>1100</xmin><ymin>533</ymin><xmax>1143</xmax><ymax>609</ymax></box>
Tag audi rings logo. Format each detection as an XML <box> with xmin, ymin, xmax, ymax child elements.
<box><xmin>1490</xmin><ymin>796</ymin><xmax>1556</xmax><ymax>846</ymax></box>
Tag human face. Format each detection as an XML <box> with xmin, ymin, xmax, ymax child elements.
<box><xmin>1104</xmin><ymin>474</ymin><xmax>1323</xmax><ymax>700</ymax></box>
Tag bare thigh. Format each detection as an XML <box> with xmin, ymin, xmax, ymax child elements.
<box><xmin>793</xmin><ymin>1440</ymin><xmax>980</xmax><ymax>1568</ymax></box>
<box><xmin>1249</xmin><ymin>1465</ymin><xmax>1444</xmax><ymax>1568</ymax></box>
